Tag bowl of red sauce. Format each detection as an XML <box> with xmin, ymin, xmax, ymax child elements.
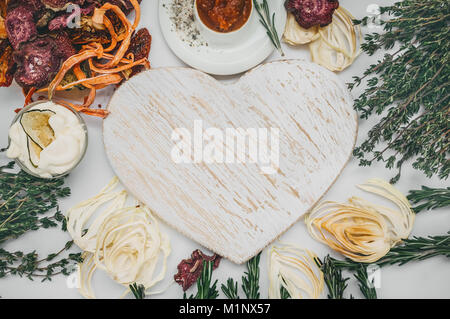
<box><xmin>195</xmin><ymin>0</ymin><xmax>254</xmax><ymax>44</ymax></box>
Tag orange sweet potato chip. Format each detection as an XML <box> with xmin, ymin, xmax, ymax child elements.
<box><xmin>0</xmin><ymin>42</ymin><xmax>15</xmax><ymax>87</ymax></box>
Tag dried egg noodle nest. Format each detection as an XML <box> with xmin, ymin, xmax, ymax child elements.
<box><xmin>309</xmin><ymin>7</ymin><xmax>362</xmax><ymax>72</ymax></box>
<box><xmin>268</xmin><ymin>243</ymin><xmax>324</xmax><ymax>299</ymax></box>
<box><xmin>305</xmin><ymin>179</ymin><xmax>415</xmax><ymax>263</ymax></box>
<box><xmin>283</xmin><ymin>13</ymin><xmax>320</xmax><ymax>45</ymax></box>
<box><xmin>66</xmin><ymin>177</ymin><xmax>171</xmax><ymax>298</ymax></box>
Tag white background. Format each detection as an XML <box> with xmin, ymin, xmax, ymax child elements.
<box><xmin>0</xmin><ymin>0</ymin><xmax>449</xmax><ymax>299</ymax></box>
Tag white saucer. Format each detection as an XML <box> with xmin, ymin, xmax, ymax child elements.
<box><xmin>158</xmin><ymin>0</ymin><xmax>287</xmax><ymax>76</ymax></box>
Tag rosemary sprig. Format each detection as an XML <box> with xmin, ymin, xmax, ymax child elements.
<box><xmin>185</xmin><ymin>260</ymin><xmax>219</xmax><ymax>299</ymax></box>
<box><xmin>280</xmin><ymin>285</ymin><xmax>291</xmax><ymax>299</ymax></box>
<box><xmin>330</xmin><ymin>232</ymin><xmax>450</xmax><ymax>270</ymax></box>
<box><xmin>377</xmin><ymin>232</ymin><xmax>450</xmax><ymax>267</ymax></box>
<box><xmin>0</xmin><ymin>161</ymin><xmax>81</xmax><ymax>281</ymax></box>
<box><xmin>242</xmin><ymin>253</ymin><xmax>261</xmax><ymax>299</ymax></box>
<box><xmin>354</xmin><ymin>264</ymin><xmax>377</xmax><ymax>299</ymax></box>
<box><xmin>323</xmin><ymin>232</ymin><xmax>450</xmax><ymax>299</ymax></box>
<box><xmin>350</xmin><ymin>0</ymin><xmax>449</xmax><ymax>183</ymax></box>
<box><xmin>315</xmin><ymin>256</ymin><xmax>351</xmax><ymax>299</ymax></box>
<box><xmin>221</xmin><ymin>278</ymin><xmax>239</xmax><ymax>299</ymax></box>
<box><xmin>129</xmin><ymin>283</ymin><xmax>146</xmax><ymax>299</ymax></box>
<box><xmin>253</xmin><ymin>0</ymin><xmax>285</xmax><ymax>56</ymax></box>
<box><xmin>221</xmin><ymin>253</ymin><xmax>261</xmax><ymax>299</ymax></box>
<box><xmin>407</xmin><ymin>186</ymin><xmax>450</xmax><ymax>213</ymax></box>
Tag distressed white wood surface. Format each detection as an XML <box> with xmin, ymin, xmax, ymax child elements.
<box><xmin>103</xmin><ymin>60</ymin><xmax>357</xmax><ymax>264</ymax></box>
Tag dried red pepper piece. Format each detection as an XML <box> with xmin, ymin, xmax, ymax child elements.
<box><xmin>174</xmin><ymin>249</ymin><xmax>221</xmax><ymax>291</ymax></box>
<box><xmin>285</xmin><ymin>0</ymin><xmax>339</xmax><ymax>29</ymax></box>
<box><xmin>125</xmin><ymin>27</ymin><xmax>151</xmax><ymax>78</ymax></box>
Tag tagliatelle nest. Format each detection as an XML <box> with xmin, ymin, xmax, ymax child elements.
<box><xmin>268</xmin><ymin>242</ymin><xmax>324</xmax><ymax>299</ymax></box>
<box><xmin>283</xmin><ymin>13</ymin><xmax>320</xmax><ymax>45</ymax></box>
<box><xmin>66</xmin><ymin>177</ymin><xmax>171</xmax><ymax>299</ymax></box>
<box><xmin>309</xmin><ymin>7</ymin><xmax>362</xmax><ymax>72</ymax></box>
<box><xmin>282</xmin><ymin>6</ymin><xmax>362</xmax><ymax>72</ymax></box>
<box><xmin>305</xmin><ymin>179</ymin><xmax>415</xmax><ymax>263</ymax></box>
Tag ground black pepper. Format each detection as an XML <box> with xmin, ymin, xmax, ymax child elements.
<box><xmin>167</xmin><ymin>0</ymin><xmax>208</xmax><ymax>47</ymax></box>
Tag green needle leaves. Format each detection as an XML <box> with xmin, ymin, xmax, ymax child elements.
<box><xmin>350</xmin><ymin>0</ymin><xmax>449</xmax><ymax>183</ymax></box>
<box><xmin>253</xmin><ymin>0</ymin><xmax>285</xmax><ymax>56</ymax></box>
<box><xmin>0</xmin><ymin>161</ymin><xmax>81</xmax><ymax>282</ymax></box>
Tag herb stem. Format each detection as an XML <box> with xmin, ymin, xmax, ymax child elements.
<box><xmin>253</xmin><ymin>0</ymin><xmax>285</xmax><ymax>56</ymax></box>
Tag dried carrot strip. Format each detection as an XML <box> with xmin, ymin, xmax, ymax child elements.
<box><xmin>101</xmin><ymin>53</ymin><xmax>134</xmax><ymax>64</ymax></box>
<box><xmin>130</xmin><ymin>0</ymin><xmax>141</xmax><ymax>30</ymax></box>
<box><xmin>88</xmin><ymin>58</ymin><xmax>148</xmax><ymax>74</ymax></box>
<box><xmin>73</xmin><ymin>64</ymin><xmax>93</xmax><ymax>89</ymax></box>
<box><xmin>102</xmin><ymin>16</ymin><xmax>119</xmax><ymax>52</ymax></box>
<box><xmin>37</xmin><ymin>74</ymin><xmax>123</xmax><ymax>93</ymax></box>
<box><xmin>94</xmin><ymin>3</ymin><xmax>132</xmax><ymax>68</ymax></box>
<box><xmin>48</xmin><ymin>45</ymin><xmax>104</xmax><ymax>99</ymax></box>
<box><xmin>24</xmin><ymin>87</ymin><xmax>37</xmax><ymax>106</ymax></box>
<box><xmin>55</xmin><ymin>89</ymin><xmax>109</xmax><ymax>118</ymax></box>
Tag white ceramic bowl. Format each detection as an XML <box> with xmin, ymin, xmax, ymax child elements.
<box><xmin>194</xmin><ymin>0</ymin><xmax>254</xmax><ymax>45</ymax></box>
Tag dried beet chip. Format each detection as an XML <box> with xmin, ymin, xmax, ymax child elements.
<box><xmin>285</xmin><ymin>0</ymin><xmax>339</xmax><ymax>29</ymax></box>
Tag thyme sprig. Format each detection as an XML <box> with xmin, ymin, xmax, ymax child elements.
<box><xmin>0</xmin><ymin>161</ymin><xmax>81</xmax><ymax>281</ymax></box>
<box><xmin>253</xmin><ymin>0</ymin><xmax>285</xmax><ymax>56</ymax></box>
<box><xmin>407</xmin><ymin>186</ymin><xmax>450</xmax><ymax>213</ymax></box>
<box><xmin>350</xmin><ymin>0</ymin><xmax>449</xmax><ymax>183</ymax></box>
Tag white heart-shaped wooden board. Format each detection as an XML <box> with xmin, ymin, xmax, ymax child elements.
<box><xmin>103</xmin><ymin>60</ymin><xmax>357</xmax><ymax>264</ymax></box>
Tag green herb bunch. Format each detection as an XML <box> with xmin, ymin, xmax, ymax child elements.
<box><xmin>350</xmin><ymin>0</ymin><xmax>449</xmax><ymax>183</ymax></box>
<box><xmin>315</xmin><ymin>256</ymin><xmax>351</xmax><ymax>299</ymax></box>
<box><xmin>0</xmin><ymin>161</ymin><xmax>82</xmax><ymax>281</ymax></box>
<box><xmin>221</xmin><ymin>253</ymin><xmax>261</xmax><ymax>299</ymax></box>
<box><xmin>320</xmin><ymin>232</ymin><xmax>450</xmax><ymax>299</ymax></box>
<box><xmin>130</xmin><ymin>283</ymin><xmax>146</xmax><ymax>299</ymax></box>
<box><xmin>185</xmin><ymin>261</ymin><xmax>219</xmax><ymax>299</ymax></box>
<box><xmin>407</xmin><ymin>186</ymin><xmax>450</xmax><ymax>213</ymax></box>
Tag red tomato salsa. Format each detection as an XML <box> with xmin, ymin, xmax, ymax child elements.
<box><xmin>196</xmin><ymin>0</ymin><xmax>252</xmax><ymax>33</ymax></box>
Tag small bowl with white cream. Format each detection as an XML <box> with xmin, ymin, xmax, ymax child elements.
<box><xmin>7</xmin><ymin>100</ymin><xmax>88</xmax><ymax>179</ymax></box>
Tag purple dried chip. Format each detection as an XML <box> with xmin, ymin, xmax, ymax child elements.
<box><xmin>5</xmin><ymin>5</ymin><xmax>38</xmax><ymax>49</ymax></box>
<box><xmin>285</xmin><ymin>0</ymin><xmax>339</xmax><ymax>29</ymax></box>
<box><xmin>6</xmin><ymin>0</ymin><xmax>44</xmax><ymax>13</ymax></box>
<box><xmin>53</xmin><ymin>32</ymin><xmax>77</xmax><ymax>60</ymax></box>
<box><xmin>14</xmin><ymin>36</ymin><xmax>65</xmax><ymax>88</ymax></box>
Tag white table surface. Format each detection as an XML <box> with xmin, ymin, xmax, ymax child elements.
<box><xmin>0</xmin><ymin>0</ymin><xmax>449</xmax><ymax>299</ymax></box>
